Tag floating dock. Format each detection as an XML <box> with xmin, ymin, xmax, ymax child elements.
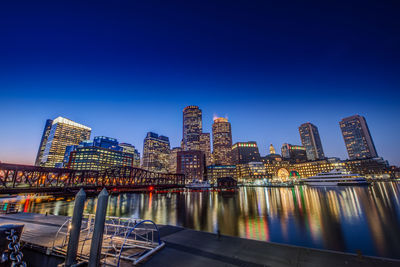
<box><xmin>0</xmin><ymin>213</ymin><xmax>399</xmax><ymax>267</ymax></box>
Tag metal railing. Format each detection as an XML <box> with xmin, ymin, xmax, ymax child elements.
<box><xmin>51</xmin><ymin>214</ymin><xmax>164</xmax><ymax>266</ymax></box>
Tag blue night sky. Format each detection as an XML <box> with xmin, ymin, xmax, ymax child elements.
<box><xmin>0</xmin><ymin>0</ymin><xmax>399</xmax><ymax>165</ymax></box>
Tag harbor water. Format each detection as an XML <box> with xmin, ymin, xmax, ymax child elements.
<box><xmin>5</xmin><ymin>182</ymin><xmax>400</xmax><ymax>259</ymax></box>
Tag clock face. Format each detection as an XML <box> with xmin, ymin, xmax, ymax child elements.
<box><xmin>277</xmin><ymin>168</ymin><xmax>289</xmax><ymax>180</ymax></box>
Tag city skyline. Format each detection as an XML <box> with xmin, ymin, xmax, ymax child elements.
<box><xmin>1</xmin><ymin>109</ymin><xmax>397</xmax><ymax>167</ymax></box>
<box><xmin>1</xmin><ymin>1</ymin><xmax>399</xmax><ymax>166</ymax></box>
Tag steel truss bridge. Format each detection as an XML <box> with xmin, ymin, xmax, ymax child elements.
<box><xmin>0</xmin><ymin>163</ymin><xmax>185</xmax><ymax>194</ymax></box>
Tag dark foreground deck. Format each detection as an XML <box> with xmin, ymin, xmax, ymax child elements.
<box><xmin>0</xmin><ymin>213</ymin><xmax>399</xmax><ymax>267</ymax></box>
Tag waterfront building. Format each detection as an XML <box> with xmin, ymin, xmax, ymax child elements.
<box><xmin>344</xmin><ymin>157</ymin><xmax>392</xmax><ymax>179</ymax></box>
<box><xmin>236</xmin><ymin>162</ymin><xmax>267</xmax><ymax>183</ymax></box>
<box><xmin>281</xmin><ymin>143</ymin><xmax>307</xmax><ymax>163</ymax></box>
<box><xmin>199</xmin><ymin>133</ymin><xmax>212</xmax><ymax>166</ymax></box>
<box><xmin>339</xmin><ymin>115</ymin><xmax>378</xmax><ymax>160</ymax></box>
<box><xmin>142</xmin><ymin>132</ymin><xmax>170</xmax><ymax>172</ymax></box>
<box><xmin>182</xmin><ymin>106</ymin><xmax>202</xmax><ymax>151</ymax></box>
<box><xmin>206</xmin><ymin>165</ymin><xmax>237</xmax><ymax>184</ymax></box>
<box><xmin>262</xmin><ymin>157</ymin><xmax>395</xmax><ymax>180</ymax></box>
<box><xmin>231</xmin><ymin>142</ymin><xmax>261</xmax><ymax>164</ymax></box>
<box><xmin>41</xmin><ymin>117</ymin><xmax>91</xmax><ymax>167</ymax></box>
<box><xmin>293</xmin><ymin>158</ymin><xmax>344</xmax><ymax>178</ymax></box>
<box><xmin>35</xmin><ymin>119</ymin><xmax>53</xmax><ymax>166</ymax></box>
<box><xmin>66</xmin><ymin>146</ymin><xmax>134</xmax><ymax>171</ymax></box>
<box><xmin>169</xmin><ymin>147</ymin><xmax>182</xmax><ymax>173</ymax></box>
<box><xmin>119</xmin><ymin>143</ymin><xmax>140</xmax><ymax>167</ymax></box>
<box><xmin>212</xmin><ymin>117</ymin><xmax>233</xmax><ymax>165</ymax></box>
<box><xmin>299</xmin><ymin>122</ymin><xmax>325</xmax><ymax>161</ymax></box>
<box><xmin>263</xmin><ymin>160</ymin><xmax>292</xmax><ymax>180</ymax></box>
<box><xmin>177</xmin><ymin>150</ymin><xmax>206</xmax><ymax>182</ymax></box>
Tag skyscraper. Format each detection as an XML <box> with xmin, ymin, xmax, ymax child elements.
<box><xmin>41</xmin><ymin>117</ymin><xmax>91</xmax><ymax>167</ymax></box>
<box><xmin>231</xmin><ymin>141</ymin><xmax>261</xmax><ymax>164</ymax></box>
<box><xmin>199</xmin><ymin>133</ymin><xmax>212</xmax><ymax>166</ymax></box>
<box><xmin>142</xmin><ymin>132</ymin><xmax>170</xmax><ymax>172</ymax></box>
<box><xmin>212</xmin><ymin>117</ymin><xmax>233</xmax><ymax>165</ymax></box>
<box><xmin>182</xmin><ymin>106</ymin><xmax>202</xmax><ymax>151</ymax></box>
<box><xmin>339</xmin><ymin>115</ymin><xmax>378</xmax><ymax>160</ymax></box>
<box><xmin>299</xmin><ymin>122</ymin><xmax>325</xmax><ymax>161</ymax></box>
<box><xmin>35</xmin><ymin>119</ymin><xmax>53</xmax><ymax>166</ymax></box>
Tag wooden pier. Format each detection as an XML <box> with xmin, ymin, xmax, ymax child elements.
<box><xmin>0</xmin><ymin>213</ymin><xmax>399</xmax><ymax>267</ymax></box>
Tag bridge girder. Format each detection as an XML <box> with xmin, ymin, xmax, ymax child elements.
<box><xmin>0</xmin><ymin>163</ymin><xmax>185</xmax><ymax>193</ymax></box>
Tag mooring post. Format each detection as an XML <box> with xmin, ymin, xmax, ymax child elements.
<box><xmin>88</xmin><ymin>188</ymin><xmax>109</xmax><ymax>267</ymax></box>
<box><xmin>65</xmin><ymin>188</ymin><xmax>86</xmax><ymax>267</ymax></box>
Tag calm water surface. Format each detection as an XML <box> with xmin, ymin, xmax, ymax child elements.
<box><xmin>15</xmin><ymin>182</ymin><xmax>400</xmax><ymax>259</ymax></box>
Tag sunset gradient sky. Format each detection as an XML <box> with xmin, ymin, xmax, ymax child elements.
<box><xmin>1</xmin><ymin>0</ymin><xmax>399</xmax><ymax>165</ymax></box>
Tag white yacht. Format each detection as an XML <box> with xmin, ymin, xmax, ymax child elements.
<box><xmin>305</xmin><ymin>169</ymin><xmax>369</xmax><ymax>186</ymax></box>
<box><xmin>185</xmin><ymin>179</ymin><xmax>211</xmax><ymax>189</ymax></box>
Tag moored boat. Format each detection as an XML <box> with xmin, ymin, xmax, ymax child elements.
<box><xmin>305</xmin><ymin>169</ymin><xmax>369</xmax><ymax>186</ymax></box>
<box><xmin>185</xmin><ymin>179</ymin><xmax>211</xmax><ymax>189</ymax></box>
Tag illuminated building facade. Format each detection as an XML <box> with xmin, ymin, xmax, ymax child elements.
<box><xmin>206</xmin><ymin>165</ymin><xmax>236</xmax><ymax>184</ymax></box>
<box><xmin>340</xmin><ymin>115</ymin><xmax>378</xmax><ymax>160</ymax></box>
<box><xmin>119</xmin><ymin>143</ymin><xmax>140</xmax><ymax>167</ymax></box>
<box><xmin>269</xmin><ymin>144</ymin><xmax>276</xmax><ymax>154</ymax></box>
<box><xmin>142</xmin><ymin>132</ymin><xmax>170</xmax><ymax>172</ymax></box>
<box><xmin>177</xmin><ymin>150</ymin><xmax>205</xmax><ymax>182</ymax></box>
<box><xmin>262</xmin><ymin>157</ymin><xmax>395</xmax><ymax>179</ymax></box>
<box><xmin>212</xmin><ymin>117</ymin><xmax>233</xmax><ymax>165</ymax></box>
<box><xmin>294</xmin><ymin>158</ymin><xmax>344</xmax><ymax>178</ymax></box>
<box><xmin>66</xmin><ymin>146</ymin><xmax>134</xmax><ymax>171</ymax></box>
<box><xmin>41</xmin><ymin>117</ymin><xmax>91</xmax><ymax>167</ymax></box>
<box><xmin>169</xmin><ymin>147</ymin><xmax>182</xmax><ymax>173</ymax></box>
<box><xmin>236</xmin><ymin>162</ymin><xmax>267</xmax><ymax>183</ymax></box>
<box><xmin>199</xmin><ymin>133</ymin><xmax>212</xmax><ymax>166</ymax></box>
<box><xmin>281</xmin><ymin>143</ymin><xmax>307</xmax><ymax>163</ymax></box>
<box><xmin>344</xmin><ymin>157</ymin><xmax>392</xmax><ymax>179</ymax></box>
<box><xmin>93</xmin><ymin>136</ymin><xmax>121</xmax><ymax>151</ymax></box>
<box><xmin>263</xmin><ymin>160</ymin><xmax>291</xmax><ymax>180</ymax></box>
<box><xmin>231</xmin><ymin>142</ymin><xmax>261</xmax><ymax>164</ymax></box>
<box><xmin>35</xmin><ymin>119</ymin><xmax>53</xmax><ymax>166</ymax></box>
<box><xmin>182</xmin><ymin>106</ymin><xmax>202</xmax><ymax>151</ymax></box>
<box><xmin>299</xmin><ymin>122</ymin><xmax>325</xmax><ymax>161</ymax></box>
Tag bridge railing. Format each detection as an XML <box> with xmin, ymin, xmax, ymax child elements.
<box><xmin>0</xmin><ymin>163</ymin><xmax>185</xmax><ymax>191</ymax></box>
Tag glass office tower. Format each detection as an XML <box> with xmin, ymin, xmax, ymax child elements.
<box><xmin>142</xmin><ymin>132</ymin><xmax>170</xmax><ymax>172</ymax></box>
<box><xmin>41</xmin><ymin>117</ymin><xmax>91</xmax><ymax>167</ymax></box>
<box><xmin>35</xmin><ymin>119</ymin><xmax>53</xmax><ymax>166</ymax></box>
<box><xmin>299</xmin><ymin>122</ymin><xmax>325</xmax><ymax>161</ymax></box>
<box><xmin>182</xmin><ymin>106</ymin><xmax>202</xmax><ymax>151</ymax></box>
<box><xmin>339</xmin><ymin>115</ymin><xmax>378</xmax><ymax>160</ymax></box>
<box><xmin>212</xmin><ymin>117</ymin><xmax>233</xmax><ymax>165</ymax></box>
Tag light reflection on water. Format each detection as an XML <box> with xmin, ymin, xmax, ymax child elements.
<box><xmin>13</xmin><ymin>182</ymin><xmax>400</xmax><ymax>259</ymax></box>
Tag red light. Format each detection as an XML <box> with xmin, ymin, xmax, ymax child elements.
<box><xmin>149</xmin><ymin>186</ymin><xmax>154</xmax><ymax>191</ymax></box>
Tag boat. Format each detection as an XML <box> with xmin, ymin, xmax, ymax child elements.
<box><xmin>304</xmin><ymin>169</ymin><xmax>369</xmax><ymax>186</ymax></box>
<box><xmin>185</xmin><ymin>179</ymin><xmax>212</xmax><ymax>189</ymax></box>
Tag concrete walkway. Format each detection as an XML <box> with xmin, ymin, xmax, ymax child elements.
<box><xmin>1</xmin><ymin>213</ymin><xmax>399</xmax><ymax>267</ymax></box>
<box><xmin>145</xmin><ymin>226</ymin><xmax>400</xmax><ymax>267</ymax></box>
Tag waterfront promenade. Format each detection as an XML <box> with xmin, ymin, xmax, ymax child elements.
<box><xmin>0</xmin><ymin>212</ymin><xmax>399</xmax><ymax>267</ymax></box>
